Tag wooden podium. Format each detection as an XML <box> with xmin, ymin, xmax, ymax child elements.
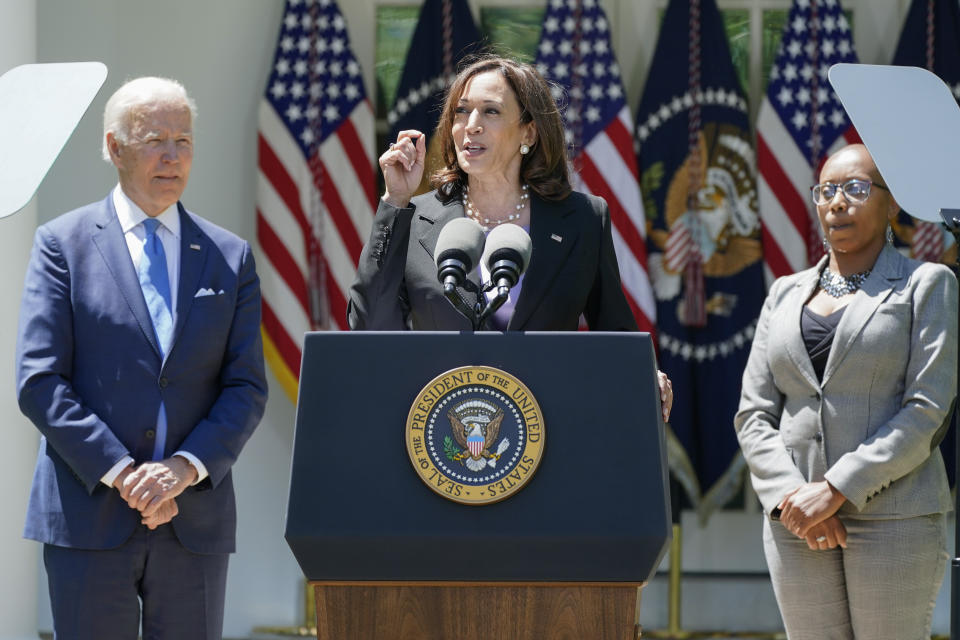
<box><xmin>287</xmin><ymin>332</ymin><xmax>671</xmax><ymax>640</ymax></box>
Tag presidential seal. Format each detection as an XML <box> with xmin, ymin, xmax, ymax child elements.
<box><xmin>405</xmin><ymin>366</ymin><xmax>545</xmax><ymax>505</ymax></box>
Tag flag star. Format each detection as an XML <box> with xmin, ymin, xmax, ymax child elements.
<box><xmin>318</xmin><ymin>15</ymin><xmax>329</xmax><ymax>30</ymax></box>
<box><xmin>310</xmin><ymin>83</ymin><xmax>321</xmax><ymax>99</ymax></box>
<box><xmin>817</xmin><ymin>87</ymin><xmax>829</xmax><ymax>103</ymax></box>
<box><xmin>290</xmin><ymin>0</ymin><xmax>301</xmax><ymax>5</ymax></box>
<box><xmin>589</xmin><ymin>84</ymin><xmax>604</xmax><ymax>100</ymax></box>
<box><xmin>791</xmin><ymin>16</ymin><xmax>806</xmax><ymax>34</ymax></box>
<box><xmin>777</xmin><ymin>87</ymin><xmax>793</xmax><ymax>106</ymax></box>
<box><xmin>539</xmin><ymin>40</ymin><xmax>554</xmax><ymax>56</ymax></box>
<box><xmin>829</xmin><ymin>109</ymin><xmax>845</xmax><ymax>127</ymax></box>
<box><xmin>566</xmin><ymin>106</ymin><xmax>580</xmax><ymax>122</ymax></box>
<box><xmin>294</xmin><ymin>60</ymin><xmax>308</xmax><ymax>76</ymax></box>
<box><xmin>298</xmin><ymin>37</ymin><xmax>310</xmax><ymax>54</ymax></box>
<box><xmin>300</xmin><ymin>128</ymin><xmax>315</xmax><ymax>146</ymax></box>
<box><xmin>347</xmin><ymin>60</ymin><xmax>360</xmax><ymax>76</ymax></box>
<box><xmin>607</xmin><ymin>83</ymin><xmax>622</xmax><ymax>99</ymax></box>
<box><xmin>564</xmin><ymin>129</ymin><xmax>574</xmax><ymax>144</ymax></box>
<box><xmin>783</xmin><ymin>64</ymin><xmax>798</xmax><ymax>82</ymax></box>
<box><xmin>823</xmin><ymin>15</ymin><xmax>836</xmax><ymax>33</ymax></box>
<box><xmin>680</xmin><ymin>344</ymin><xmax>693</xmax><ymax>360</ymax></box>
<box><xmin>658</xmin><ymin>104</ymin><xmax>671</xmax><ymax>119</ymax></box>
<box><xmin>822</xmin><ymin>39</ymin><xmax>835</xmax><ymax>57</ymax></box>
<box><xmin>306</xmin><ymin>106</ymin><xmax>319</xmax><ymax>120</ymax></box>
<box><xmin>770</xmin><ymin>65</ymin><xmax>780</xmax><ymax>81</ymax></box>
<box><xmin>570</xmin><ymin>85</ymin><xmax>583</xmax><ymax>99</ymax></box>
<box><xmin>800</xmin><ymin>64</ymin><xmax>813</xmax><ymax>81</ymax></box>
<box><xmin>559</xmin><ymin>40</ymin><xmax>573</xmax><ymax>56</ymax></box>
<box><xmin>387</xmin><ymin>111</ymin><xmax>398</xmax><ymax>125</ymax></box>
<box><xmin>815</xmin><ymin>112</ymin><xmax>826</xmax><ymax>126</ymax></box>
<box><xmin>837</xmin><ymin>39</ymin><xmax>852</xmax><ymax>56</ymax></box>
<box><xmin>331</xmin><ymin>38</ymin><xmax>344</xmax><ymax>54</ymax></box>
<box><xmin>313</xmin><ymin>60</ymin><xmax>326</xmax><ymax>75</ymax></box>
<box><xmin>584</xmin><ymin>0</ymin><xmax>596</xmax><ymax>7</ymax></box>
<box><xmin>637</xmin><ymin>125</ymin><xmax>649</xmax><ymax>141</ymax></box>
<box><xmin>837</xmin><ymin>15</ymin><xmax>850</xmax><ymax>32</ymax></box>
<box><xmin>595</xmin><ymin>40</ymin><xmax>609</xmax><ymax>55</ymax></box>
<box><xmin>682</xmin><ymin>93</ymin><xmax>694</xmax><ymax>107</ymax></box>
<box><xmin>582</xmin><ymin>17</ymin><xmax>594</xmax><ymax>32</ymax></box>
<box><xmin>270</xmin><ymin>81</ymin><xmax>287</xmax><ymax>99</ymax></box>
<box><xmin>593</xmin><ymin>62</ymin><xmax>606</xmax><ymax>77</ymax></box>
<box><xmin>315</xmin><ymin>39</ymin><xmax>327</xmax><ymax>54</ymax></box>
<box><xmin>705</xmin><ymin>88</ymin><xmax>716</xmax><ymax>103</ymax></box>
<box><xmin>291</xmin><ymin>82</ymin><xmax>305</xmax><ymax>99</ymax></box>
<box><xmin>671</xmin><ymin>96</ymin><xmax>683</xmax><ymax>112</ymax></box>
<box><xmin>796</xmin><ymin>87</ymin><xmax>811</xmax><ymax>104</ymax></box>
<box><xmin>419</xmin><ymin>82</ymin><xmax>431</xmax><ymax>99</ymax></box>
<box><xmin>649</xmin><ymin>114</ymin><xmax>661</xmax><ymax>129</ymax></box>
<box><xmin>323</xmin><ymin>105</ymin><xmax>339</xmax><ymax>122</ymax></box>
<box><xmin>345</xmin><ymin>84</ymin><xmax>359</xmax><ymax>100</ymax></box>
<box><xmin>397</xmin><ymin>99</ymin><xmax>409</xmax><ymax>115</ymax></box>
<box><xmin>553</xmin><ymin>62</ymin><xmax>569</xmax><ymax>78</ymax></box>
<box><xmin>716</xmin><ymin>88</ymin><xmax>728</xmax><ymax>104</ymax></box>
<box><xmin>276</xmin><ymin>58</ymin><xmax>291</xmax><ymax>75</ymax></box>
<box><xmin>797</xmin><ymin>0</ymin><xmax>810</xmax><ymax>7</ymax></box>
<box><xmin>333</xmin><ymin>14</ymin><xmax>344</xmax><ymax>30</ymax></box>
<box><xmin>330</xmin><ymin>61</ymin><xmax>343</xmax><ymax>76</ymax></box>
<box><xmin>286</xmin><ymin>104</ymin><xmax>303</xmax><ymax>121</ymax></box>
<box><xmin>538</xmin><ymin>63</ymin><xmax>551</xmax><ymax>78</ymax></box>
<box><xmin>726</xmin><ymin>92</ymin><xmax>739</xmax><ymax>107</ymax></box>
<box><xmin>954</xmin><ymin>83</ymin><xmax>960</xmax><ymax>99</ymax></box>
<box><xmin>301</xmin><ymin>14</ymin><xmax>312</xmax><ymax>29</ymax></box>
<box><xmin>596</xmin><ymin>16</ymin><xmax>608</xmax><ymax>32</ymax></box>
<box><xmin>550</xmin><ymin>85</ymin><xmax>563</xmax><ymax>101</ymax></box>
<box><xmin>579</xmin><ymin>40</ymin><xmax>592</xmax><ymax>55</ymax></box>
<box><xmin>792</xmin><ymin>110</ymin><xmax>808</xmax><ymax>129</ymax></box>
<box><xmin>545</xmin><ymin>17</ymin><xmax>559</xmax><ymax>33</ymax></box>
<box><xmin>825</xmin><ymin>0</ymin><xmax>837</xmax><ymax>6</ymax></box>
<box><xmin>284</xmin><ymin>13</ymin><xmax>298</xmax><ymax>30</ymax></box>
<box><xmin>281</xmin><ymin>36</ymin><xmax>294</xmax><ymax>52</ymax></box>
<box><xmin>327</xmin><ymin>83</ymin><xmax>341</xmax><ymax>99</ymax></box>
<box><xmin>564</xmin><ymin>17</ymin><xmax>575</xmax><ymax>32</ymax></box>
<box><xmin>819</xmin><ymin>63</ymin><xmax>830</xmax><ymax>80</ymax></box>
<box><xmin>694</xmin><ymin>346</ymin><xmax>707</xmax><ymax>361</ymax></box>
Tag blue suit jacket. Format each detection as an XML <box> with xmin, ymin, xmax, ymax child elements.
<box><xmin>17</xmin><ymin>194</ymin><xmax>267</xmax><ymax>554</ymax></box>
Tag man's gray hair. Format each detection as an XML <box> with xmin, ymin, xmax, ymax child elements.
<box><xmin>101</xmin><ymin>77</ymin><xmax>198</xmax><ymax>162</ymax></box>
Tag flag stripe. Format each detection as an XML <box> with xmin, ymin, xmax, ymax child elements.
<box><xmin>256</xmin><ymin>172</ymin><xmax>308</xmax><ymax>273</ymax></box>
<box><xmin>261</xmin><ymin>299</ymin><xmax>302</xmax><ymax>381</ymax></box>
<box><xmin>256</xmin><ymin>210</ymin><xmax>310</xmax><ymax>315</ymax></box>
<box><xmin>334</xmin><ymin>112</ymin><xmax>377</xmax><ymax>212</ymax></box>
<box><xmin>258</xmin><ymin>132</ymin><xmax>312</xmax><ymax>239</ymax></box>
<box><xmin>579</xmin><ymin>153</ymin><xmax>648</xmax><ymax>265</ymax></box>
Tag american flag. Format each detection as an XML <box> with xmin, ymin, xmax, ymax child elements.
<box><xmin>533</xmin><ymin>0</ymin><xmax>656</xmax><ymax>334</ymax></box>
<box><xmin>256</xmin><ymin>0</ymin><xmax>376</xmax><ymax>402</ymax></box>
<box><xmin>757</xmin><ymin>0</ymin><xmax>860</xmax><ymax>284</ymax></box>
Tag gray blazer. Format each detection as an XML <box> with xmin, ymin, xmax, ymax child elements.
<box><xmin>348</xmin><ymin>189</ymin><xmax>637</xmax><ymax>332</ymax></box>
<box><xmin>736</xmin><ymin>245</ymin><xmax>956</xmax><ymax>519</ymax></box>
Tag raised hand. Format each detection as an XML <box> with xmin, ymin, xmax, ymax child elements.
<box><xmin>380</xmin><ymin>130</ymin><xmax>426</xmax><ymax>208</ymax></box>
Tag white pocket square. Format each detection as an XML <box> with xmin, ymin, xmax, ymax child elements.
<box><xmin>194</xmin><ymin>287</ymin><xmax>216</xmax><ymax>298</ymax></box>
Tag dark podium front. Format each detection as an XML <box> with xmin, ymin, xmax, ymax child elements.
<box><xmin>286</xmin><ymin>331</ymin><xmax>671</xmax><ymax>639</ymax></box>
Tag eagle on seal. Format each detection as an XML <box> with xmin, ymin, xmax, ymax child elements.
<box><xmin>448</xmin><ymin>408</ymin><xmax>505</xmax><ymax>472</ymax></box>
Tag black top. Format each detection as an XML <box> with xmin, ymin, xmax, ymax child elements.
<box><xmin>801</xmin><ymin>306</ymin><xmax>846</xmax><ymax>381</ymax></box>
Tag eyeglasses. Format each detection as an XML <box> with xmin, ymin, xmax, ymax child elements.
<box><xmin>810</xmin><ymin>179</ymin><xmax>888</xmax><ymax>205</ymax></box>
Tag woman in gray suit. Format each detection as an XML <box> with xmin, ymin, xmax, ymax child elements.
<box><xmin>736</xmin><ymin>143</ymin><xmax>956</xmax><ymax>639</ymax></box>
<box><xmin>349</xmin><ymin>56</ymin><xmax>672</xmax><ymax>418</ymax></box>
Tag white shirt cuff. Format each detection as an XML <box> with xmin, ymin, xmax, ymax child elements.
<box><xmin>173</xmin><ymin>451</ymin><xmax>209</xmax><ymax>485</ymax></box>
<box><xmin>101</xmin><ymin>456</ymin><xmax>134</xmax><ymax>487</ymax></box>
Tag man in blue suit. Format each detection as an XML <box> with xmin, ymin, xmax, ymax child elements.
<box><xmin>16</xmin><ymin>76</ymin><xmax>268</xmax><ymax>639</ymax></box>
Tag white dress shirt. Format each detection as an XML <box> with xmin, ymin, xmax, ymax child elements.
<box><xmin>100</xmin><ymin>185</ymin><xmax>208</xmax><ymax>487</ymax></box>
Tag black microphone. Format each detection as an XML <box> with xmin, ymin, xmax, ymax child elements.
<box><xmin>434</xmin><ymin>217</ymin><xmax>485</xmax><ymax>289</ymax></box>
<box><xmin>434</xmin><ymin>218</ymin><xmax>486</xmax><ymax>328</ymax></box>
<box><xmin>481</xmin><ymin>223</ymin><xmax>532</xmax><ymax>292</ymax></box>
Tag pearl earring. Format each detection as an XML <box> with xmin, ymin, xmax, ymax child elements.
<box><xmin>520</xmin><ymin>144</ymin><xmax>530</xmax><ymax>155</ymax></box>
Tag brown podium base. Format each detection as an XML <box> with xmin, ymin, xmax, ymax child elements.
<box><xmin>310</xmin><ymin>582</ymin><xmax>643</xmax><ymax>640</ymax></box>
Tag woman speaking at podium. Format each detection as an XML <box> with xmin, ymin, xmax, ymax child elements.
<box><xmin>348</xmin><ymin>55</ymin><xmax>671</xmax><ymax>419</ymax></box>
<box><xmin>735</xmin><ymin>144</ymin><xmax>956</xmax><ymax>639</ymax></box>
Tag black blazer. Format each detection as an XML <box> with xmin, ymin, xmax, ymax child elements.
<box><xmin>348</xmin><ymin>189</ymin><xmax>637</xmax><ymax>331</ymax></box>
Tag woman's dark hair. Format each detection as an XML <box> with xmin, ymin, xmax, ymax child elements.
<box><xmin>431</xmin><ymin>56</ymin><xmax>572</xmax><ymax>202</ymax></box>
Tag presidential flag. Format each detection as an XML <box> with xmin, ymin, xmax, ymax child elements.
<box><xmin>257</xmin><ymin>0</ymin><xmax>376</xmax><ymax>402</ymax></box>
<box><xmin>533</xmin><ymin>0</ymin><xmax>656</xmax><ymax>334</ymax></box>
<box><xmin>890</xmin><ymin>0</ymin><xmax>960</xmax><ymax>263</ymax></box>
<box><xmin>636</xmin><ymin>0</ymin><xmax>765</xmax><ymax>516</ymax></box>
<box><xmin>891</xmin><ymin>0</ymin><xmax>960</xmax><ymax>487</ymax></box>
<box><xmin>757</xmin><ymin>0</ymin><xmax>860</xmax><ymax>284</ymax></box>
<box><xmin>387</xmin><ymin>0</ymin><xmax>481</xmax><ymax>143</ymax></box>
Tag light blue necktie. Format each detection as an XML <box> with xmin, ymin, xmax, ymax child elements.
<box><xmin>139</xmin><ymin>218</ymin><xmax>173</xmax><ymax>356</ymax></box>
<box><xmin>139</xmin><ymin>218</ymin><xmax>173</xmax><ymax>460</ymax></box>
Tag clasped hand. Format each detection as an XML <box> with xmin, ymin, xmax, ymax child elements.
<box><xmin>778</xmin><ymin>480</ymin><xmax>848</xmax><ymax>546</ymax></box>
<box><xmin>113</xmin><ymin>456</ymin><xmax>198</xmax><ymax>530</ymax></box>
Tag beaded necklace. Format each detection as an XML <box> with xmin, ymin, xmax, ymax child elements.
<box><xmin>819</xmin><ymin>266</ymin><xmax>870</xmax><ymax>298</ymax></box>
<box><xmin>462</xmin><ymin>184</ymin><xmax>529</xmax><ymax>230</ymax></box>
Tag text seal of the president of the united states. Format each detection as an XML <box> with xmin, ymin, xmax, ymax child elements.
<box><xmin>405</xmin><ymin>365</ymin><xmax>545</xmax><ymax>505</ymax></box>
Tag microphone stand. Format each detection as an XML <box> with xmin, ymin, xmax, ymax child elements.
<box><xmin>940</xmin><ymin>208</ymin><xmax>960</xmax><ymax>640</ymax></box>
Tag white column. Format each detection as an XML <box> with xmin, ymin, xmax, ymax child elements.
<box><xmin>0</xmin><ymin>2</ymin><xmax>41</xmax><ymax>639</ymax></box>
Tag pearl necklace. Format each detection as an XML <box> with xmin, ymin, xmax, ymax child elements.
<box><xmin>819</xmin><ymin>266</ymin><xmax>870</xmax><ymax>298</ymax></box>
<box><xmin>462</xmin><ymin>184</ymin><xmax>529</xmax><ymax>230</ymax></box>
